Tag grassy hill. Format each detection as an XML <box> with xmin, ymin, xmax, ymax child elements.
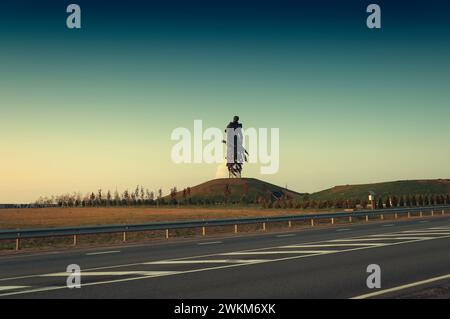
<box><xmin>309</xmin><ymin>179</ymin><xmax>450</xmax><ymax>201</ymax></box>
<box><xmin>166</xmin><ymin>178</ymin><xmax>450</xmax><ymax>204</ymax></box>
<box><xmin>167</xmin><ymin>178</ymin><xmax>306</xmax><ymax>203</ymax></box>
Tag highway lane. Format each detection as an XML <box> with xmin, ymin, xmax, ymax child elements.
<box><xmin>0</xmin><ymin>216</ymin><xmax>449</xmax><ymax>298</ymax></box>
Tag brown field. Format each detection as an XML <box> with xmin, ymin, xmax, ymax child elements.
<box><xmin>0</xmin><ymin>206</ymin><xmax>322</xmax><ymax>229</ymax></box>
<box><xmin>0</xmin><ymin>206</ymin><xmax>437</xmax><ymax>253</ymax></box>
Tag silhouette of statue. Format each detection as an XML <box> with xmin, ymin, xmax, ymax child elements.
<box><xmin>224</xmin><ymin>116</ymin><xmax>248</xmax><ymax>178</ymax></box>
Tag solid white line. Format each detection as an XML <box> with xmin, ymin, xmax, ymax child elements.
<box><xmin>351</xmin><ymin>273</ymin><xmax>450</xmax><ymax>299</ymax></box>
<box><xmin>2</xmin><ymin>234</ymin><xmax>450</xmax><ymax>297</ymax></box>
<box><xmin>221</xmin><ymin>250</ymin><xmax>337</xmax><ymax>255</ymax></box>
<box><xmin>41</xmin><ymin>271</ymin><xmax>178</xmax><ymax>277</ymax></box>
<box><xmin>276</xmin><ymin>234</ymin><xmax>296</xmax><ymax>238</ymax></box>
<box><xmin>145</xmin><ymin>259</ymin><xmax>266</xmax><ymax>265</ymax></box>
<box><xmin>402</xmin><ymin>230</ymin><xmax>450</xmax><ymax>234</ymax></box>
<box><xmin>281</xmin><ymin>243</ymin><xmax>385</xmax><ymax>248</ymax></box>
<box><xmin>197</xmin><ymin>241</ymin><xmax>222</xmax><ymax>246</ymax></box>
<box><xmin>330</xmin><ymin>237</ymin><xmax>432</xmax><ymax>241</ymax></box>
<box><xmin>0</xmin><ymin>286</ymin><xmax>29</xmax><ymax>292</ymax></box>
<box><xmin>336</xmin><ymin>229</ymin><xmax>351</xmax><ymax>232</ymax></box>
<box><xmin>86</xmin><ymin>251</ymin><xmax>121</xmax><ymax>256</ymax></box>
<box><xmin>370</xmin><ymin>233</ymin><xmax>450</xmax><ymax>237</ymax></box>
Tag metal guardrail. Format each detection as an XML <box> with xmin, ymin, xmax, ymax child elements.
<box><xmin>0</xmin><ymin>205</ymin><xmax>449</xmax><ymax>250</ymax></box>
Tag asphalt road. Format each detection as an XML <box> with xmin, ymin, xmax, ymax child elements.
<box><xmin>0</xmin><ymin>216</ymin><xmax>449</xmax><ymax>299</ymax></box>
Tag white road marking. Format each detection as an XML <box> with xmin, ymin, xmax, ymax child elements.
<box><xmin>41</xmin><ymin>271</ymin><xmax>178</xmax><ymax>277</ymax></box>
<box><xmin>281</xmin><ymin>243</ymin><xmax>385</xmax><ymax>248</ymax></box>
<box><xmin>197</xmin><ymin>241</ymin><xmax>223</xmax><ymax>246</ymax></box>
<box><xmin>86</xmin><ymin>251</ymin><xmax>121</xmax><ymax>256</ymax></box>
<box><xmin>221</xmin><ymin>250</ymin><xmax>337</xmax><ymax>255</ymax></box>
<box><xmin>382</xmin><ymin>224</ymin><xmax>394</xmax><ymax>227</ymax></box>
<box><xmin>0</xmin><ymin>286</ymin><xmax>29</xmax><ymax>292</ymax></box>
<box><xmin>369</xmin><ymin>233</ymin><xmax>449</xmax><ymax>237</ymax></box>
<box><xmin>402</xmin><ymin>230</ymin><xmax>450</xmax><ymax>234</ymax></box>
<box><xmin>351</xmin><ymin>273</ymin><xmax>450</xmax><ymax>299</ymax></box>
<box><xmin>418</xmin><ymin>221</ymin><xmax>429</xmax><ymax>223</ymax></box>
<box><xmin>330</xmin><ymin>237</ymin><xmax>432</xmax><ymax>241</ymax></box>
<box><xmin>336</xmin><ymin>229</ymin><xmax>351</xmax><ymax>232</ymax></box>
<box><xmin>145</xmin><ymin>259</ymin><xmax>266</xmax><ymax>265</ymax></box>
<box><xmin>276</xmin><ymin>234</ymin><xmax>296</xmax><ymax>237</ymax></box>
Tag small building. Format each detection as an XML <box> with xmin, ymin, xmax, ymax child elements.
<box><xmin>368</xmin><ymin>191</ymin><xmax>377</xmax><ymax>210</ymax></box>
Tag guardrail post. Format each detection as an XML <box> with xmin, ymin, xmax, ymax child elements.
<box><xmin>420</xmin><ymin>211</ymin><xmax>423</xmax><ymax>217</ymax></box>
<box><xmin>431</xmin><ymin>210</ymin><xmax>434</xmax><ymax>217</ymax></box>
<box><xmin>331</xmin><ymin>218</ymin><xmax>334</xmax><ymax>225</ymax></box>
<box><xmin>122</xmin><ymin>231</ymin><xmax>127</xmax><ymax>242</ymax></box>
<box><xmin>202</xmin><ymin>226</ymin><xmax>206</xmax><ymax>236</ymax></box>
<box><xmin>73</xmin><ymin>235</ymin><xmax>77</xmax><ymax>246</ymax></box>
<box><xmin>234</xmin><ymin>224</ymin><xmax>238</xmax><ymax>234</ymax></box>
<box><xmin>366</xmin><ymin>215</ymin><xmax>369</xmax><ymax>222</ymax></box>
<box><xmin>288</xmin><ymin>221</ymin><xmax>292</xmax><ymax>228</ymax></box>
<box><xmin>262</xmin><ymin>222</ymin><xmax>266</xmax><ymax>231</ymax></box>
<box><xmin>349</xmin><ymin>216</ymin><xmax>352</xmax><ymax>223</ymax></box>
<box><xmin>311</xmin><ymin>219</ymin><xmax>314</xmax><ymax>227</ymax></box>
<box><xmin>380</xmin><ymin>214</ymin><xmax>384</xmax><ymax>220</ymax></box>
<box><xmin>443</xmin><ymin>209</ymin><xmax>445</xmax><ymax>216</ymax></box>
<box><xmin>15</xmin><ymin>237</ymin><xmax>21</xmax><ymax>251</ymax></box>
<box><xmin>395</xmin><ymin>213</ymin><xmax>398</xmax><ymax>219</ymax></box>
<box><xmin>165</xmin><ymin>229</ymin><xmax>169</xmax><ymax>239</ymax></box>
<box><xmin>408</xmin><ymin>212</ymin><xmax>411</xmax><ymax>218</ymax></box>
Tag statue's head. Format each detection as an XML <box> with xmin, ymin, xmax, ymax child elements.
<box><xmin>233</xmin><ymin>115</ymin><xmax>239</xmax><ymax>123</ymax></box>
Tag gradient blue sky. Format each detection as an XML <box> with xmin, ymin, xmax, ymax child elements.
<box><xmin>1</xmin><ymin>0</ymin><xmax>450</xmax><ymax>202</ymax></box>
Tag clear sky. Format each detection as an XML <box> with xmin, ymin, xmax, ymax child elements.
<box><xmin>1</xmin><ymin>0</ymin><xmax>450</xmax><ymax>203</ymax></box>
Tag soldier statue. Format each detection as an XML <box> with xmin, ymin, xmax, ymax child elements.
<box><xmin>224</xmin><ymin>116</ymin><xmax>248</xmax><ymax>178</ymax></box>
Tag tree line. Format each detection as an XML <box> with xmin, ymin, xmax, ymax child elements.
<box><xmin>34</xmin><ymin>184</ymin><xmax>450</xmax><ymax>210</ymax></box>
<box><xmin>261</xmin><ymin>193</ymin><xmax>450</xmax><ymax>210</ymax></box>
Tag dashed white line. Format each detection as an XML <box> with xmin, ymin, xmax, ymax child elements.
<box><xmin>382</xmin><ymin>224</ymin><xmax>394</xmax><ymax>227</ymax></box>
<box><xmin>276</xmin><ymin>234</ymin><xmax>296</xmax><ymax>238</ymax></box>
<box><xmin>336</xmin><ymin>229</ymin><xmax>351</xmax><ymax>232</ymax></box>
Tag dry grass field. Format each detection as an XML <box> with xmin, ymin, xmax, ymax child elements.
<box><xmin>0</xmin><ymin>206</ymin><xmax>426</xmax><ymax>253</ymax></box>
<box><xmin>0</xmin><ymin>206</ymin><xmax>322</xmax><ymax>252</ymax></box>
<box><xmin>0</xmin><ymin>206</ymin><xmax>319</xmax><ymax>229</ymax></box>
